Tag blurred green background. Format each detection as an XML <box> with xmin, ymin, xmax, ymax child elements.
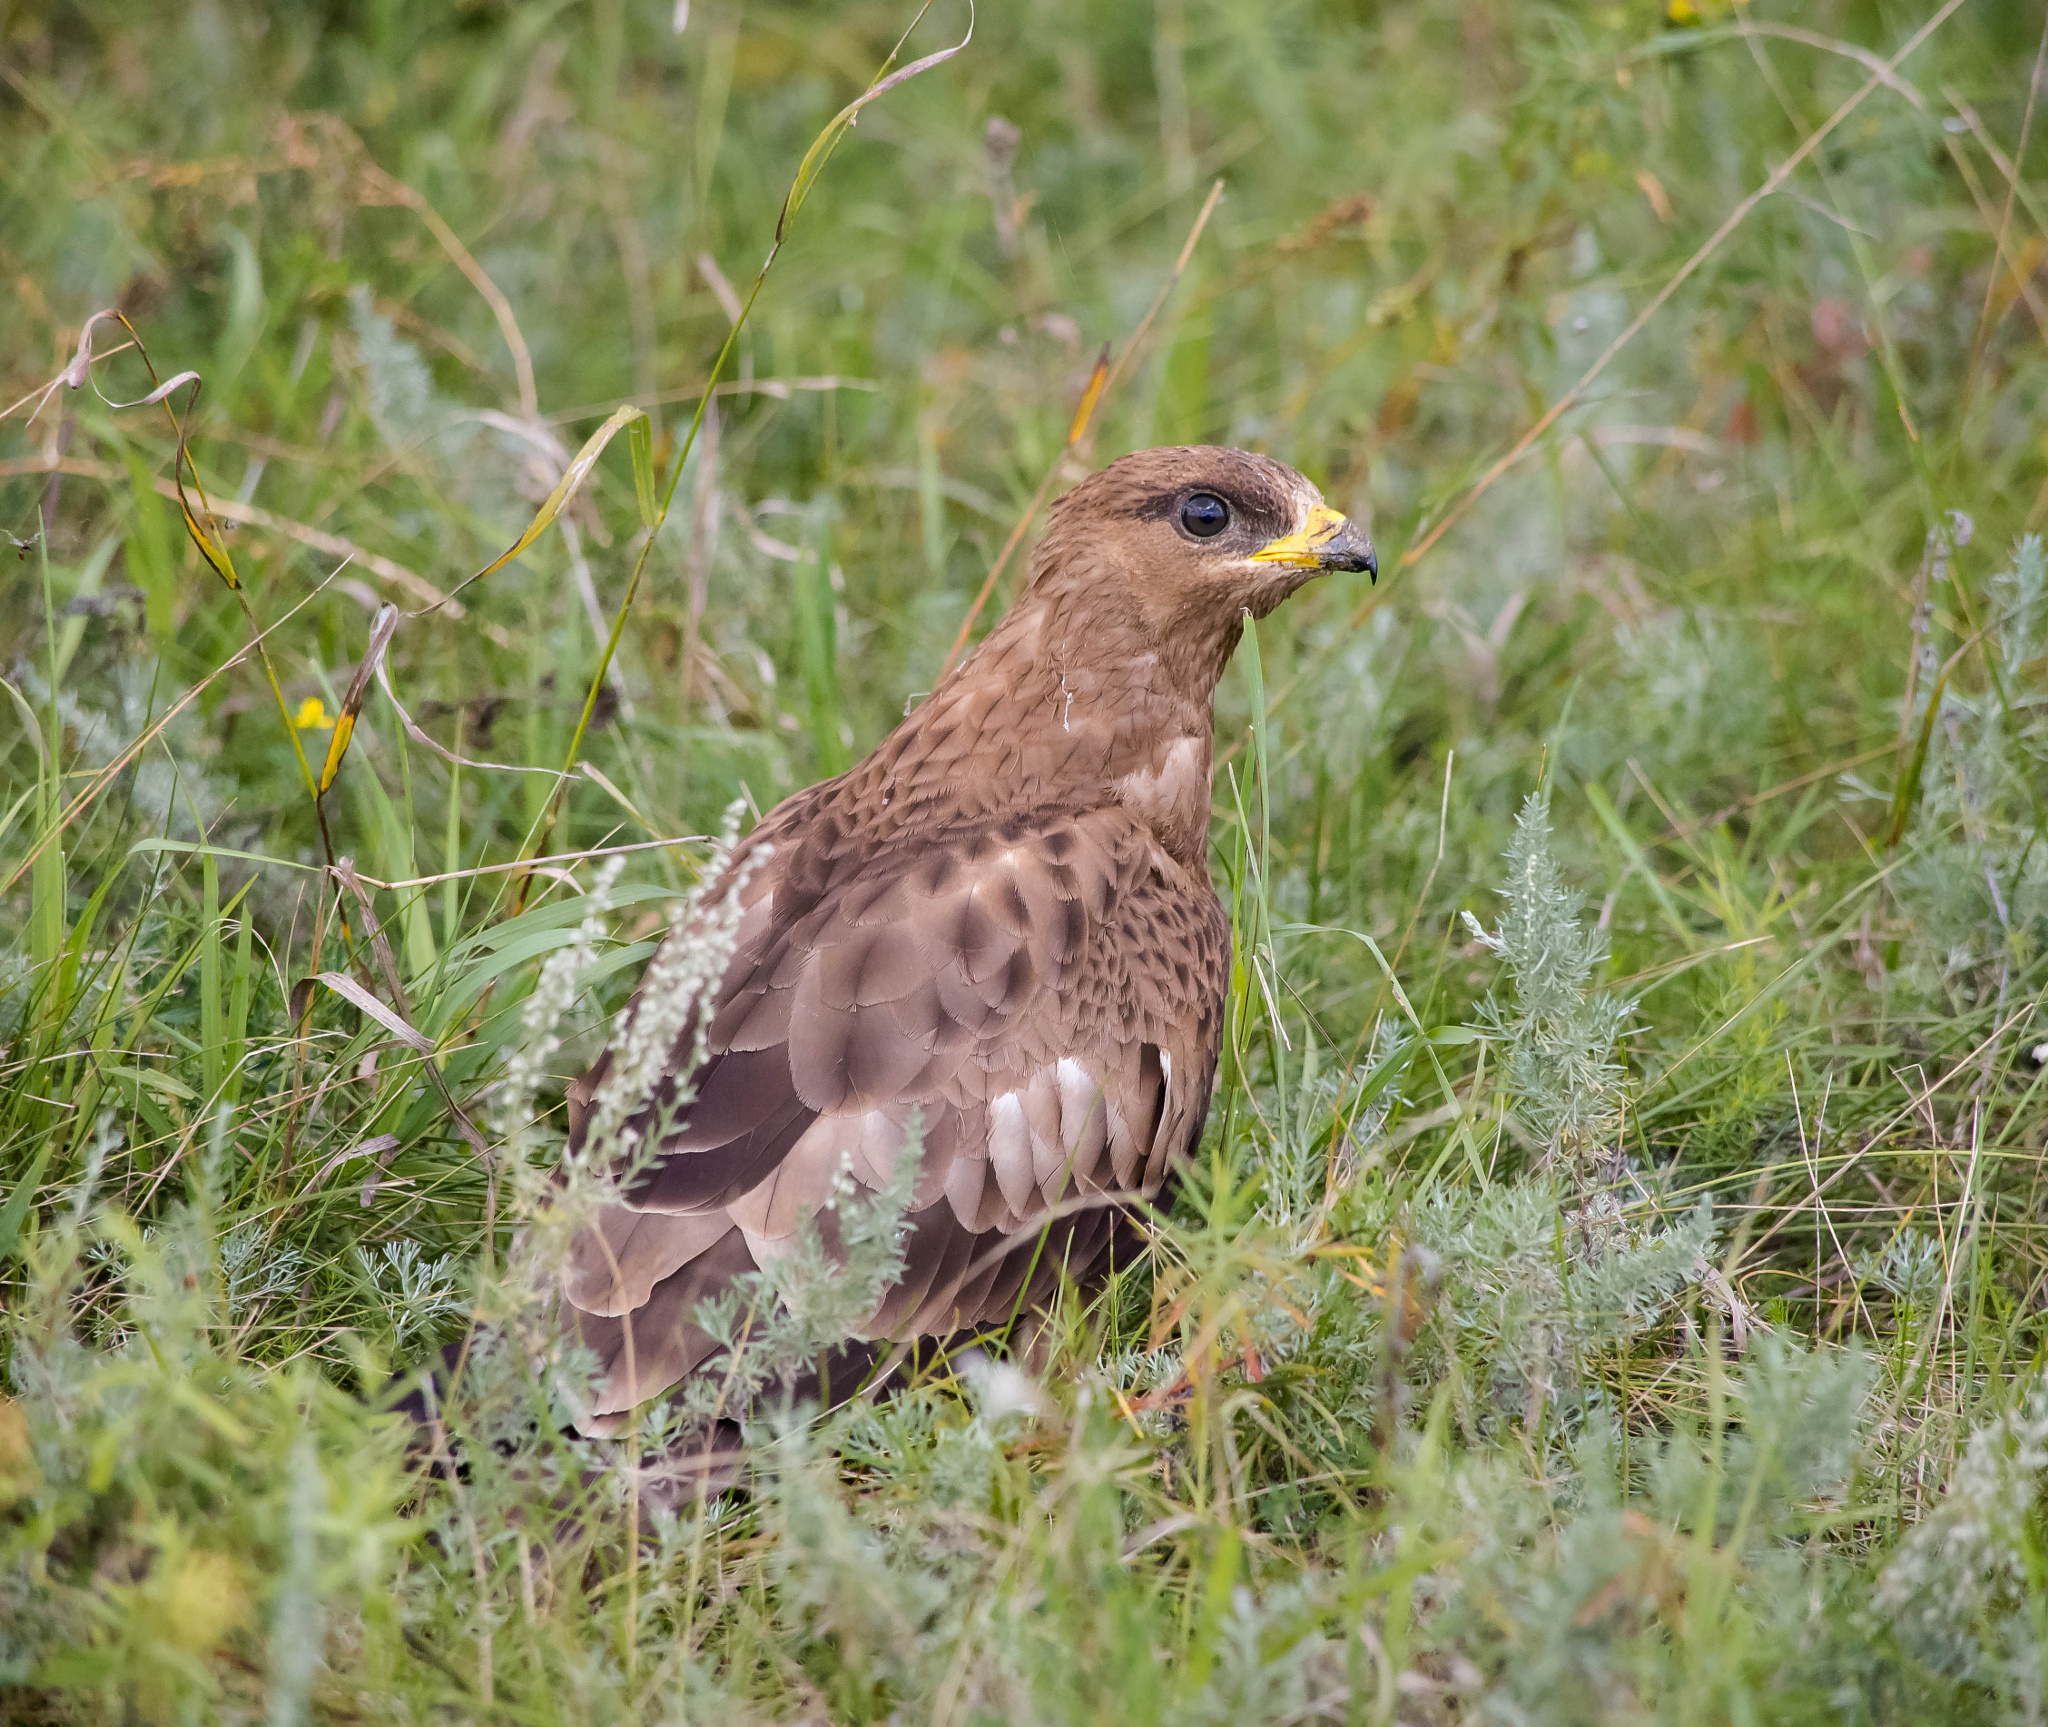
<box><xmin>9</xmin><ymin>0</ymin><xmax>2040</xmax><ymax>887</ymax></box>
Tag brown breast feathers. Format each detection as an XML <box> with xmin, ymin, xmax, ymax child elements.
<box><xmin>551</xmin><ymin>445</ymin><xmax>1375</xmax><ymax>1432</ymax></box>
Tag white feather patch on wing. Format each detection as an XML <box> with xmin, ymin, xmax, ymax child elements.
<box><xmin>1047</xmin><ymin>1058</ymin><xmax>1104</xmax><ymax>1190</ymax></box>
<box><xmin>988</xmin><ymin>1091</ymin><xmax>1035</xmax><ymax>1214</ymax></box>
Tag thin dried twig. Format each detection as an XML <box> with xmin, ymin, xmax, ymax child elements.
<box><xmin>307</xmin><ymin>115</ymin><xmax>540</xmax><ymax>422</ymax></box>
<box><xmin>0</xmin><ymin>451</ymin><xmax>496</xmax><ymax>632</ymax></box>
<box><xmin>356</xmin><ymin>836</ymin><xmax>710</xmax><ymax>892</ymax></box>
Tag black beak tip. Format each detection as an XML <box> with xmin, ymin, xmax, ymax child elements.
<box><xmin>1317</xmin><ymin>528</ymin><xmax>1378</xmax><ymax>581</ymax></box>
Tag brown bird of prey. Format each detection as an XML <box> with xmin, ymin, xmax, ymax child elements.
<box><xmin>552</xmin><ymin>445</ymin><xmax>1374</xmax><ymax>1433</ymax></box>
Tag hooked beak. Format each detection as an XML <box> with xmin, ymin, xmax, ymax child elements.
<box><xmin>1247</xmin><ymin>502</ymin><xmax>1378</xmax><ymax>582</ymax></box>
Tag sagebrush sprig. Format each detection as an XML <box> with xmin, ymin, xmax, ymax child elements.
<box><xmin>584</xmin><ymin>801</ymin><xmax>768</xmax><ymax>1166</ymax></box>
<box><xmin>1877</xmin><ymin>1377</ymin><xmax>2048</xmax><ymax>1699</ymax></box>
<box><xmin>493</xmin><ymin>853</ymin><xmax>624</xmax><ymax>1171</ymax></box>
<box><xmin>1465</xmin><ymin>792</ymin><xmax>1635</xmax><ymax>1182</ymax></box>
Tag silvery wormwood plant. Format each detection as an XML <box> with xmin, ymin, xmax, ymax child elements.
<box><xmin>1465</xmin><ymin>791</ymin><xmax>1636</xmax><ymax>1188</ymax></box>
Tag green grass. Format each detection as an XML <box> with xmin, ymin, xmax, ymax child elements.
<box><xmin>5</xmin><ymin>0</ymin><xmax>2048</xmax><ymax>1717</ymax></box>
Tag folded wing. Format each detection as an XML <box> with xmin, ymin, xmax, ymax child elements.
<box><xmin>552</xmin><ymin>806</ymin><xmax>1227</xmax><ymax>1432</ymax></box>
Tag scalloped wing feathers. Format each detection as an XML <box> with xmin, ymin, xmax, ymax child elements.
<box><xmin>556</xmin><ymin>809</ymin><xmax>1226</xmax><ymax>1430</ymax></box>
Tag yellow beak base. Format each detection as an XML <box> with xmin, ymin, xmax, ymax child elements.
<box><xmin>1249</xmin><ymin>503</ymin><xmax>1367</xmax><ymax>572</ymax></box>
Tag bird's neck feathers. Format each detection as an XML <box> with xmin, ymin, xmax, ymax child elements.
<box><xmin>846</xmin><ymin>579</ymin><xmax>1224</xmax><ymax>866</ymax></box>
<box><xmin>1024</xmin><ymin>517</ymin><xmax>1260</xmax><ymax>697</ymax></box>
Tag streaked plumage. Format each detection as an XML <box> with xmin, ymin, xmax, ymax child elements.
<box><xmin>554</xmin><ymin>445</ymin><xmax>1375</xmax><ymax>1432</ymax></box>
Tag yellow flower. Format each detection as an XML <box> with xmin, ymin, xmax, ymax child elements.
<box><xmin>293</xmin><ymin>696</ymin><xmax>334</xmax><ymax>731</ymax></box>
<box><xmin>1665</xmin><ymin>0</ymin><xmax>1698</xmax><ymax>21</ymax></box>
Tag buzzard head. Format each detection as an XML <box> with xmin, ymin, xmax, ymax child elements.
<box><xmin>1030</xmin><ymin>444</ymin><xmax>1375</xmax><ymax>688</ymax></box>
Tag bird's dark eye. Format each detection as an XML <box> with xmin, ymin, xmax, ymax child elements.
<box><xmin>1180</xmin><ymin>492</ymin><xmax>1230</xmax><ymax>538</ymax></box>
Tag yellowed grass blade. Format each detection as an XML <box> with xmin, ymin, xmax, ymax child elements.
<box><xmin>778</xmin><ymin>3</ymin><xmax>974</xmax><ymax>243</ymax></box>
<box><xmin>1066</xmin><ymin>343</ymin><xmax>1111</xmax><ymax>446</ymax></box>
<box><xmin>318</xmin><ymin>603</ymin><xmax>402</xmax><ymax>797</ymax></box>
<box><xmin>430</xmin><ymin>402</ymin><xmax>648</xmax><ymax>615</ymax></box>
